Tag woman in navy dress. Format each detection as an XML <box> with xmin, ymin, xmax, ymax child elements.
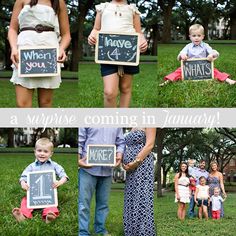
<box><xmin>123</xmin><ymin>128</ymin><xmax>156</xmax><ymax>236</ymax></box>
<box><xmin>208</xmin><ymin>161</ymin><xmax>227</xmax><ymax>217</ymax></box>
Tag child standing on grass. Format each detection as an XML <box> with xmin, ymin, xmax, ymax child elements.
<box><xmin>88</xmin><ymin>0</ymin><xmax>148</xmax><ymax>108</ymax></box>
<box><xmin>194</xmin><ymin>176</ymin><xmax>210</xmax><ymax>220</ymax></box>
<box><xmin>210</xmin><ymin>187</ymin><xmax>226</xmax><ymax>220</ymax></box>
<box><xmin>160</xmin><ymin>24</ymin><xmax>235</xmax><ymax>86</ymax></box>
<box><xmin>12</xmin><ymin>138</ymin><xmax>69</xmax><ymax>223</ymax></box>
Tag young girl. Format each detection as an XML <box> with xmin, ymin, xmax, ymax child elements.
<box><xmin>194</xmin><ymin>176</ymin><xmax>210</xmax><ymax>220</ymax></box>
<box><xmin>174</xmin><ymin>162</ymin><xmax>191</xmax><ymax>220</ymax></box>
<box><xmin>8</xmin><ymin>0</ymin><xmax>71</xmax><ymax>107</ymax></box>
<box><xmin>160</xmin><ymin>24</ymin><xmax>235</xmax><ymax>86</ymax></box>
<box><xmin>88</xmin><ymin>0</ymin><xmax>148</xmax><ymax>108</ymax></box>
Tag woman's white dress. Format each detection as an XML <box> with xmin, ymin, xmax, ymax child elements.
<box><xmin>175</xmin><ymin>176</ymin><xmax>190</xmax><ymax>203</ymax></box>
<box><xmin>10</xmin><ymin>4</ymin><xmax>61</xmax><ymax>89</ymax></box>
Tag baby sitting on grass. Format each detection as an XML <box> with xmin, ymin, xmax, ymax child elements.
<box><xmin>160</xmin><ymin>24</ymin><xmax>235</xmax><ymax>86</ymax></box>
<box><xmin>12</xmin><ymin>138</ymin><xmax>69</xmax><ymax>223</ymax></box>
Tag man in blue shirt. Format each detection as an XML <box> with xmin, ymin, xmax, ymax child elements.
<box><xmin>78</xmin><ymin>128</ymin><xmax>125</xmax><ymax>236</ymax></box>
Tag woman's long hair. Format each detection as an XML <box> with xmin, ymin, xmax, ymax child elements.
<box><xmin>178</xmin><ymin>161</ymin><xmax>190</xmax><ymax>178</ymax></box>
<box><xmin>30</xmin><ymin>0</ymin><xmax>59</xmax><ymax>14</ymax></box>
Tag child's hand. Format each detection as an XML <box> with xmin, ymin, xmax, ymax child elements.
<box><xmin>53</xmin><ymin>176</ymin><xmax>67</xmax><ymax>188</ymax></box>
<box><xmin>57</xmin><ymin>47</ymin><xmax>67</xmax><ymax>63</ymax></box>
<box><xmin>88</xmin><ymin>29</ymin><xmax>98</xmax><ymax>45</ymax></box>
<box><xmin>180</xmin><ymin>54</ymin><xmax>188</xmax><ymax>61</ymax></box>
<box><xmin>10</xmin><ymin>47</ymin><xmax>19</xmax><ymax>68</ymax></box>
<box><xmin>139</xmin><ymin>34</ymin><xmax>148</xmax><ymax>53</ymax></box>
<box><xmin>53</xmin><ymin>181</ymin><xmax>61</xmax><ymax>188</ymax></box>
<box><xmin>21</xmin><ymin>181</ymin><xmax>29</xmax><ymax>191</ymax></box>
<box><xmin>207</xmin><ymin>54</ymin><xmax>214</xmax><ymax>61</ymax></box>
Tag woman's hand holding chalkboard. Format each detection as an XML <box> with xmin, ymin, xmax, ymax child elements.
<box><xmin>88</xmin><ymin>29</ymin><xmax>98</xmax><ymax>45</ymax></box>
<box><xmin>10</xmin><ymin>47</ymin><xmax>19</xmax><ymax>68</ymax></box>
<box><xmin>57</xmin><ymin>48</ymin><xmax>67</xmax><ymax>63</ymax></box>
<box><xmin>139</xmin><ymin>34</ymin><xmax>148</xmax><ymax>53</ymax></box>
<box><xmin>20</xmin><ymin>180</ymin><xmax>29</xmax><ymax>191</ymax></box>
<box><xmin>78</xmin><ymin>156</ymin><xmax>93</xmax><ymax>168</ymax></box>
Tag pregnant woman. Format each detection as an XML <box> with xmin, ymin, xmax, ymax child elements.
<box><xmin>208</xmin><ymin>161</ymin><xmax>227</xmax><ymax>218</ymax></box>
<box><xmin>8</xmin><ymin>0</ymin><xmax>71</xmax><ymax>107</ymax></box>
<box><xmin>123</xmin><ymin>128</ymin><xmax>156</xmax><ymax>236</ymax></box>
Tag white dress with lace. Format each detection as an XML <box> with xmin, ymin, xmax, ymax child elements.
<box><xmin>10</xmin><ymin>4</ymin><xmax>61</xmax><ymax>89</ymax></box>
<box><xmin>96</xmin><ymin>2</ymin><xmax>141</xmax><ymax>33</ymax></box>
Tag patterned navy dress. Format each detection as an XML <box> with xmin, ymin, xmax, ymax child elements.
<box><xmin>123</xmin><ymin>130</ymin><xmax>156</xmax><ymax>236</ymax></box>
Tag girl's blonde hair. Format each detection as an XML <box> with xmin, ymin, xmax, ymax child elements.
<box><xmin>35</xmin><ymin>138</ymin><xmax>54</xmax><ymax>151</ymax></box>
<box><xmin>189</xmin><ymin>24</ymin><xmax>204</xmax><ymax>35</ymax></box>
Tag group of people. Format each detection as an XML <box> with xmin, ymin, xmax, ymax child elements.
<box><xmin>175</xmin><ymin>159</ymin><xmax>227</xmax><ymax>220</ymax></box>
<box><xmin>78</xmin><ymin>128</ymin><xmax>157</xmax><ymax>236</ymax></box>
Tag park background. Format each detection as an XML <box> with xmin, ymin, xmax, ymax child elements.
<box><xmin>0</xmin><ymin>128</ymin><xmax>78</xmax><ymax>236</ymax></box>
<box><xmin>79</xmin><ymin>127</ymin><xmax>236</xmax><ymax>236</ymax></box>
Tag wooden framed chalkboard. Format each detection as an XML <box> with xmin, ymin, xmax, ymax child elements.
<box><xmin>95</xmin><ymin>32</ymin><xmax>140</xmax><ymax>66</ymax></box>
<box><xmin>87</xmin><ymin>144</ymin><xmax>116</xmax><ymax>166</ymax></box>
<box><xmin>181</xmin><ymin>58</ymin><xmax>214</xmax><ymax>81</ymax></box>
<box><xmin>18</xmin><ymin>46</ymin><xmax>60</xmax><ymax>77</ymax></box>
<box><xmin>27</xmin><ymin>170</ymin><xmax>58</xmax><ymax>209</ymax></box>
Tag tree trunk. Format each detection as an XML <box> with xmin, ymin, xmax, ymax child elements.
<box><xmin>159</xmin><ymin>0</ymin><xmax>175</xmax><ymax>43</ymax></box>
<box><xmin>162</xmin><ymin>171</ymin><xmax>167</xmax><ymax>188</ymax></box>
<box><xmin>7</xmin><ymin>128</ymin><xmax>14</xmax><ymax>147</ymax></box>
<box><xmin>230</xmin><ymin>11</ymin><xmax>236</xmax><ymax>39</ymax></box>
<box><xmin>75</xmin><ymin>0</ymin><xmax>94</xmax><ymax>71</ymax></box>
<box><xmin>156</xmin><ymin>128</ymin><xmax>165</xmax><ymax>197</ymax></box>
<box><xmin>151</xmin><ymin>24</ymin><xmax>158</xmax><ymax>56</ymax></box>
<box><xmin>5</xmin><ymin>35</ymin><xmax>11</xmax><ymax>70</ymax></box>
<box><xmin>70</xmin><ymin>31</ymin><xmax>79</xmax><ymax>71</ymax></box>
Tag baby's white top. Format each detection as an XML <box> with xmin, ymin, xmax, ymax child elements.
<box><xmin>96</xmin><ymin>2</ymin><xmax>140</xmax><ymax>33</ymax></box>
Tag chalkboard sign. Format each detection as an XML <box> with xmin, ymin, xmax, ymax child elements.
<box><xmin>181</xmin><ymin>58</ymin><xmax>214</xmax><ymax>81</ymax></box>
<box><xmin>27</xmin><ymin>170</ymin><xmax>58</xmax><ymax>209</ymax></box>
<box><xmin>87</xmin><ymin>144</ymin><xmax>116</xmax><ymax>166</ymax></box>
<box><xmin>18</xmin><ymin>46</ymin><xmax>60</xmax><ymax>77</ymax></box>
<box><xmin>95</xmin><ymin>32</ymin><xmax>140</xmax><ymax>66</ymax></box>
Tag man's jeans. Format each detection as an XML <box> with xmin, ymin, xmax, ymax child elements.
<box><xmin>78</xmin><ymin>168</ymin><xmax>112</xmax><ymax>236</ymax></box>
<box><xmin>188</xmin><ymin>194</ymin><xmax>196</xmax><ymax>218</ymax></box>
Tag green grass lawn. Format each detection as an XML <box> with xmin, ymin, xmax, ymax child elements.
<box><xmin>0</xmin><ymin>79</ymin><xmax>78</xmax><ymax>107</ymax></box>
<box><xmin>157</xmin><ymin>44</ymin><xmax>236</xmax><ymax>107</ymax></box>
<box><xmin>0</xmin><ymin>153</ymin><xmax>78</xmax><ymax>236</ymax></box>
<box><xmin>86</xmin><ymin>190</ymin><xmax>236</xmax><ymax>236</ymax></box>
<box><xmin>78</xmin><ymin>63</ymin><xmax>157</xmax><ymax>107</ymax></box>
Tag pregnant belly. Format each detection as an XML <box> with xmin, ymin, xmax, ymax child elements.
<box><xmin>123</xmin><ymin>148</ymin><xmax>140</xmax><ymax>165</ymax></box>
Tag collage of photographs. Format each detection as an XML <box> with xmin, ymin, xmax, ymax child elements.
<box><xmin>0</xmin><ymin>0</ymin><xmax>236</xmax><ymax>236</ymax></box>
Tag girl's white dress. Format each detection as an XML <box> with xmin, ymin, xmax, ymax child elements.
<box><xmin>175</xmin><ymin>176</ymin><xmax>190</xmax><ymax>203</ymax></box>
<box><xmin>10</xmin><ymin>4</ymin><xmax>61</xmax><ymax>89</ymax></box>
<box><xmin>96</xmin><ymin>2</ymin><xmax>141</xmax><ymax>33</ymax></box>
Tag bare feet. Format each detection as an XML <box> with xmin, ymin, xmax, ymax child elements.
<box><xmin>225</xmin><ymin>78</ymin><xmax>236</xmax><ymax>85</ymax></box>
<box><xmin>12</xmin><ymin>208</ymin><xmax>26</xmax><ymax>222</ymax></box>
<box><xmin>45</xmin><ymin>212</ymin><xmax>57</xmax><ymax>224</ymax></box>
<box><xmin>159</xmin><ymin>80</ymin><xmax>170</xmax><ymax>87</ymax></box>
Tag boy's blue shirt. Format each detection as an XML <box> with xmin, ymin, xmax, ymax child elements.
<box><xmin>20</xmin><ymin>158</ymin><xmax>69</xmax><ymax>183</ymax></box>
<box><xmin>178</xmin><ymin>41</ymin><xmax>219</xmax><ymax>60</ymax></box>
